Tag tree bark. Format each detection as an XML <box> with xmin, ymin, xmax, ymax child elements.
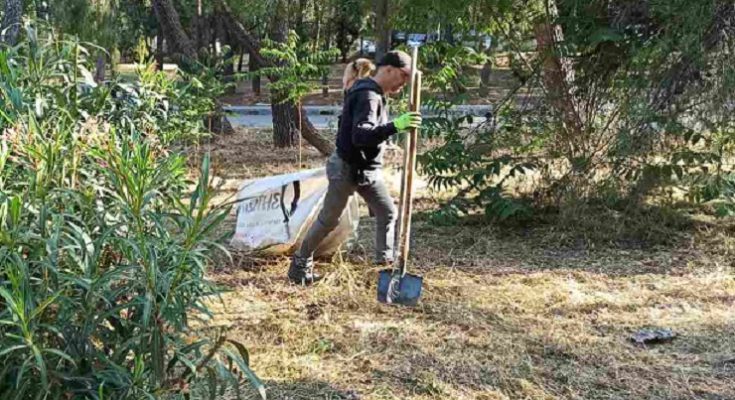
<box><xmin>269</xmin><ymin>0</ymin><xmax>294</xmax><ymax>148</ymax></box>
<box><xmin>194</xmin><ymin>0</ymin><xmax>204</xmax><ymax>51</ymax></box>
<box><xmin>314</xmin><ymin>0</ymin><xmax>321</xmax><ymax>52</ymax></box>
<box><xmin>445</xmin><ymin>24</ymin><xmax>454</xmax><ymax>45</ymax></box>
<box><xmin>534</xmin><ymin>1</ymin><xmax>584</xmax><ymax>159</ymax></box>
<box><xmin>152</xmin><ymin>0</ymin><xmax>234</xmax><ymax>135</ymax></box>
<box><xmin>272</xmin><ymin>102</ymin><xmax>296</xmax><ymax>147</ymax></box>
<box><xmin>374</xmin><ymin>0</ymin><xmax>390</xmax><ymax>61</ymax></box>
<box><xmin>479</xmin><ymin>61</ymin><xmax>492</xmax><ymax>97</ymax></box>
<box><xmin>95</xmin><ymin>53</ymin><xmax>106</xmax><ymax>83</ymax></box>
<box><xmin>216</xmin><ymin>0</ymin><xmax>267</xmax><ymax>67</ymax></box>
<box><xmin>208</xmin><ymin>104</ymin><xmax>235</xmax><ymax>135</ymax></box>
<box><xmin>1</xmin><ymin>0</ymin><xmax>22</xmax><ymax>46</ymax></box>
<box><xmin>249</xmin><ymin>54</ymin><xmax>261</xmax><ymax>95</ymax></box>
<box><xmin>155</xmin><ymin>33</ymin><xmax>165</xmax><ymax>71</ymax></box>
<box><xmin>299</xmin><ymin>110</ymin><xmax>334</xmax><ymax>156</ymax></box>
<box><xmin>216</xmin><ymin>0</ymin><xmax>334</xmax><ymax>155</ymax></box>
<box><xmin>296</xmin><ymin>0</ymin><xmax>308</xmax><ymax>38</ymax></box>
<box><xmin>272</xmin><ymin>100</ymin><xmax>336</xmax><ymax>156</ymax></box>
<box><xmin>152</xmin><ymin>0</ymin><xmax>197</xmax><ymax>60</ymax></box>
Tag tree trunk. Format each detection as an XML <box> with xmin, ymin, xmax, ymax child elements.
<box><xmin>216</xmin><ymin>13</ymin><xmax>236</xmax><ymax>78</ymax></box>
<box><xmin>194</xmin><ymin>0</ymin><xmax>204</xmax><ymax>51</ymax></box>
<box><xmin>296</xmin><ymin>0</ymin><xmax>308</xmax><ymax>38</ymax></box>
<box><xmin>652</xmin><ymin>1</ymin><xmax>735</xmax><ymax>110</ymax></box>
<box><xmin>152</xmin><ymin>0</ymin><xmax>234</xmax><ymax>135</ymax></box>
<box><xmin>534</xmin><ymin>1</ymin><xmax>584</xmax><ymax>159</ymax></box>
<box><xmin>270</xmin><ymin>0</ymin><xmax>295</xmax><ymax>148</ymax></box>
<box><xmin>95</xmin><ymin>53</ymin><xmax>106</xmax><ymax>83</ymax></box>
<box><xmin>156</xmin><ymin>33</ymin><xmax>165</xmax><ymax>71</ymax></box>
<box><xmin>335</xmin><ymin>3</ymin><xmax>350</xmax><ymax>63</ymax></box>
<box><xmin>299</xmin><ymin>109</ymin><xmax>334</xmax><ymax>155</ymax></box>
<box><xmin>1</xmin><ymin>0</ymin><xmax>23</xmax><ymax>46</ymax></box>
<box><xmin>152</xmin><ymin>0</ymin><xmax>197</xmax><ymax>60</ymax></box>
<box><xmin>273</xmin><ymin>100</ymin><xmax>335</xmax><ymax>156</ymax></box>
<box><xmin>313</xmin><ymin>1</ymin><xmax>321</xmax><ymax>52</ymax></box>
<box><xmin>374</xmin><ymin>0</ymin><xmax>390</xmax><ymax>61</ymax></box>
<box><xmin>200</xmin><ymin>16</ymin><xmax>212</xmax><ymax>53</ymax></box>
<box><xmin>322</xmin><ymin>73</ymin><xmax>329</xmax><ymax>97</ymax></box>
<box><xmin>210</xmin><ymin>15</ymin><xmax>219</xmax><ymax>55</ymax></box>
<box><xmin>216</xmin><ymin>0</ymin><xmax>267</xmax><ymax>66</ymax></box>
<box><xmin>215</xmin><ymin>11</ymin><xmax>226</xmax><ymax>55</ymax></box>
<box><xmin>249</xmin><ymin>54</ymin><xmax>261</xmax><ymax>96</ymax></box>
<box><xmin>209</xmin><ymin>103</ymin><xmax>236</xmax><ymax>135</ymax></box>
<box><xmin>272</xmin><ymin>101</ymin><xmax>296</xmax><ymax>147</ymax></box>
<box><xmin>479</xmin><ymin>61</ymin><xmax>492</xmax><ymax>97</ymax></box>
<box><xmin>216</xmin><ymin>0</ymin><xmax>334</xmax><ymax>155</ymax></box>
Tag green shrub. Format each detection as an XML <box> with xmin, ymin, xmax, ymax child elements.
<box><xmin>0</xmin><ymin>25</ymin><xmax>264</xmax><ymax>399</ymax></box>
<box><xmin>419</xmin><ymin>1</ymin><xmax>735</xmax><ymax>225</ymax></box>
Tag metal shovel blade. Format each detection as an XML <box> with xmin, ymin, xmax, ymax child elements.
<box><xmin>377</xmin><ymin>269</ymin><xmax>423</xmax><ymax>306</ymax></box>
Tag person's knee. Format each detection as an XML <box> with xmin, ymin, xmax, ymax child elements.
<box><xmin>317</xmin><ymin>208</ymin><xmax>343</xmax><ymax>229</ymax></box>
<box><xmin>376</xmin><ymin>200</ymin><xmax>396</xmax><ymax>223</ymax></box>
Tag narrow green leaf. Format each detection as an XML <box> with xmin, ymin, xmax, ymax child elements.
<box><xmin>223</xmin><ymin>348</ymin><xmax>266</xmax><ymax>400</ymax></box>
<box><xmin>0</xmin><ymin>344</ymin><xmax>27</xmax><ymax>358</ymax></box>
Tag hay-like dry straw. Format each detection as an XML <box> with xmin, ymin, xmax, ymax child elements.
<box><xmin>197</xmin><ymin>127</ymin><xmax>735</xmax><ymax>399</ymax></box>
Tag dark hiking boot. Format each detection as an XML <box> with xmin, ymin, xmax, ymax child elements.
<box><xmin>288</xmin><ymin>254</ymin><xmax>322</xmax><ymax>285</ymax></box>
<box><xmin>374</xmin><ymin>257</ymin><xmax>395</xmax><ymax>269</ymax></box>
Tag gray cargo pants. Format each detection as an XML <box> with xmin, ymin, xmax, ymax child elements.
<box><xmin>296</xmin><ymin>153</ymin><xmax>396</xmax><ymax>263</ymax></box>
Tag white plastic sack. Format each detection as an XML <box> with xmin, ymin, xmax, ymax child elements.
<box><xmin>230</xmin><ymin>168</ymin><xmax>360</xmax><ymax>256</ymax></box>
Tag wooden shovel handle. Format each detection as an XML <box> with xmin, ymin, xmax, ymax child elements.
<box><xmin>395</xmin><ymin>47</ymin><xmax>419</xmax><ymax>263</ymax></box>
<box><xmin>398</xmin><ymin>71</ymin><xmax>421</xmax><ymax>275</ymax></box>
<box><xmin>395</xmin><ymin>46</ymin><xmax>422</xmax><ymax>275</ymax></box>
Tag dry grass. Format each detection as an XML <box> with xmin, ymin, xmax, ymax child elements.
<box><xmin>195</xmin><ymin>129</ymin><xmax>735</xmax><ymax>400</ymax></box>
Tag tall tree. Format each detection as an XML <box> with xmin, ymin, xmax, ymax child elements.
<box><xmin>534</xmin><ymin>0</ymin><xmax>584</xmax><ymax>160</ymax></box>
<box><xmin>295</xmin><ymin>0</ymin><xmax>309</xmax><ymax>38</ymax></box>
<box><xmin>152</xmin><ymin>0</ymin><xmax>234</xmax><ymax>135</ymax></box>
<box><xmin>374</xmin><ymin>0</ymin><xmax>390</xmax><ymax>60</ymax></box>
<box><xmin>333</xmin><ymin>0</ymin><xmax>363</xmax><ymax>62</ymax></box>
<box><xmin>1</xmin><ymin>0</ymin><xmax>23</xmax><ymax>46</ymax></box>
<box><xmin>151</xmin><ymin>0</ymin><xmax>196</xmax><ymax>60</ymax></box>
<box><xmin>269</xmin><ymin>0</ymin><xmax>297</xmax><ymax>148</ymax></box>
<box><xmin>194</xmin><ymin>0</ymin><xmax>204</xmax><ymax>50</ymax></box>
<box><xmin>216</xmin><ymin>0</ymin><xmax>334</xmax><ymax>156</ymax></box>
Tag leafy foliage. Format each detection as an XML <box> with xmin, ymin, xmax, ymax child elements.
<box><xmin>419</xmin><ymin>0</ymin><xmax>735</xmax><ymax>224</ymax></box>
<box><xmin>0</xmin><ymin>25</ymin><xmax>264</xmax><ymax>399</ymax></box>
<box><xmin>249</xmin><ymin>30</ymin><xmax>340</xmax><ymax>105</ymax></box>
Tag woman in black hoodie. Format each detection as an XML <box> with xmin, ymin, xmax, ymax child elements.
<box><xmin>342</xmin><ymin>58</ymin><xmax>375</xmax><ymax>93</ymax></box>
<box><xmin>289</xmin><ymin>51</ymin><xmax>422</xmax><ymax>285</ymax></box>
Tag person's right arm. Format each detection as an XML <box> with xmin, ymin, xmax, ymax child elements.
<box><xmin>350</xmin><ymin>92</ymin><xmax>422</xmax><ymax>148</ymax></box>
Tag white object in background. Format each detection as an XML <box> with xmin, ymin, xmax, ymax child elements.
<box><xmin>230</xmin><ymin>168</ymin><xmax>360</xmax><ymax>256</ymax></box>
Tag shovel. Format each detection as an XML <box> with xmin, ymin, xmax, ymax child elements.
<box><xmin>378</xmin><ymin>46</ymin><xmax>423</xmax><ymax>306</ymax></box>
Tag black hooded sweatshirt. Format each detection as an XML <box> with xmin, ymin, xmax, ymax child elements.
<box><xmin>336</xmin><ymin>78</ymin><xmax>397</xmax><ymax>171</ymax></box>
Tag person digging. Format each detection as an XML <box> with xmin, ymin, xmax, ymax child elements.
<box><xmin>289</xmin><ymin>50</ymin><xmax>423</xmax><ymax>285</ymax></box>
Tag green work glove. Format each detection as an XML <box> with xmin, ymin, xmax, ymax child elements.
<box><xmin>393</xmin><ymin>111</ymin><xmax>423</xmax><ymax>132</ymax></box>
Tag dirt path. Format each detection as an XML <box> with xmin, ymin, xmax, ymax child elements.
<box><xmin>195</xmin><ymin>130</ymin><xmax>735</xmax><ymax>400</ymax></box>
